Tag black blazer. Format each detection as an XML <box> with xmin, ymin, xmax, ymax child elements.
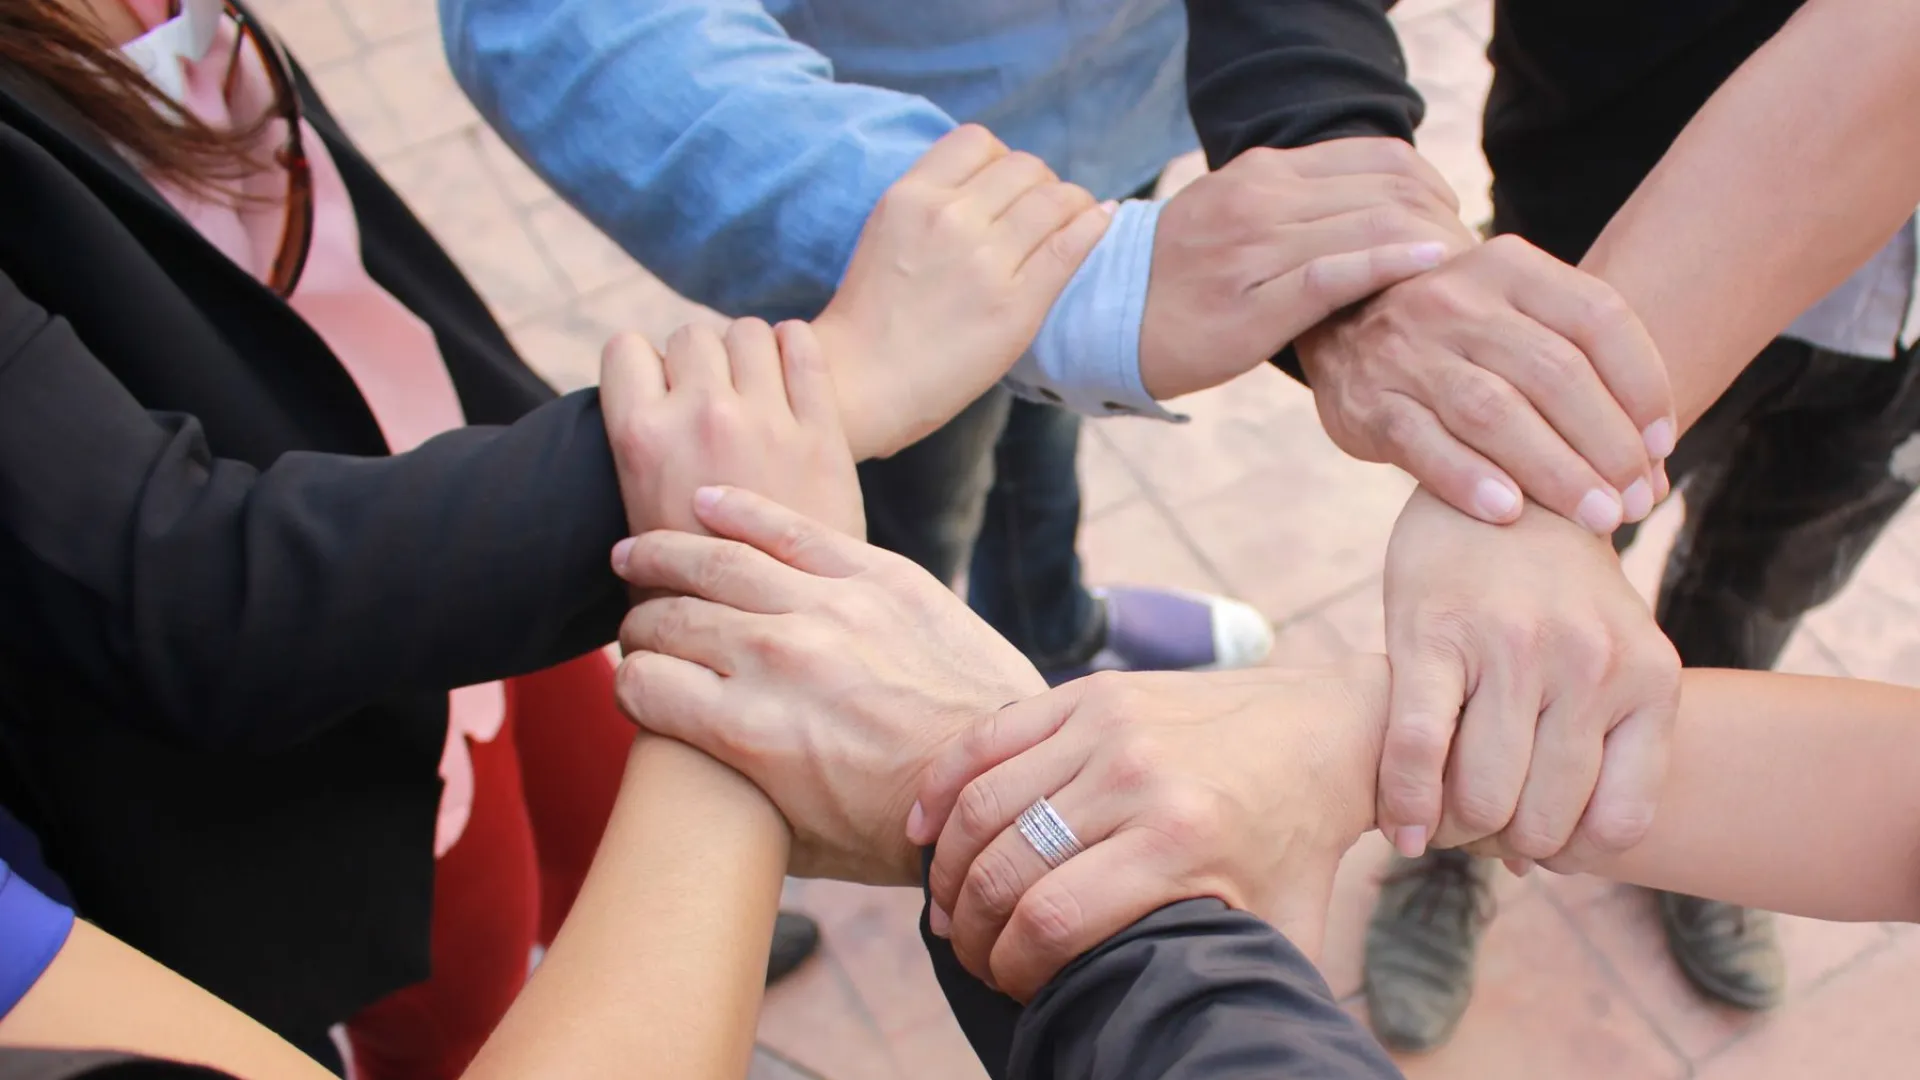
<box><xmin>0</xmin><ymin>58</ymin><xmax>629</xmax><ymax>1045</ymax></box>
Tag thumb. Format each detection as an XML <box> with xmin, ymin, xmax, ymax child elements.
<box><xmin>1377</xmin><ymin>639</ymin><xmax>1467</xmax><ymax>858</ymax></box>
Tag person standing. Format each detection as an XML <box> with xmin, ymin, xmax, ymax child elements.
<box><xmin>1355</xmin><ymin>0</ymin><xmax>1920</xmax><ymax>1049</ymax></box>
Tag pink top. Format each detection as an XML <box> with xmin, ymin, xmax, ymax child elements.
<box><xmin>124</xmin><ymin>0</ymin><xmax>503</xmax><ymax>857</ymax></box>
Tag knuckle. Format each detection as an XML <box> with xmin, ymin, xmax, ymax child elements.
<box><xmin>1445</xmin><ymin>367</ymin><xmax>1521</xmax><ymax>435</ymax></box>
<box><xmin>1524</xmin><ymin>337</ymin><xmax>1593</xmax><ymax>393</ymax></box>
<box><xmin>1483</xmin><ymin>232</ymin><xmax>1539</xmax><ymax>263</ymax></box>
<box><xmin>1009</xmin><ymin>883</ymin><xmax>1087</xmax><ymax>962</ymax></box>
<box><xmin>693</xmin><ymin>543</ymin><xmax>746</xmax><ymax>595</ymax></box>
<box><xmin>1153</xmin><ymin>786</ymin><xmax>1227</xmax><ymax>849</ymax></box>
<box><xmin>1103</xmin><ymin>733</ymin><xmax>1162</xmax><ymax>793</ymax></box>
<box><xmin>954</xmin><ymin>779</ymin><xmax>1009</xmax><ymax>844</ymax></box>
<box><xmin>932</xmin><ymin>196</ymin><xmax>975</xmax><ymax>236</ymax></box>
<box><xmin>1005</xmin><ymin>150</ymin><xmax>1055</xmax><ymax>183</ymax></box>
<box><xmin>961</xmin><ymin>846</ymin><xmax>1026</xmax><ymax>917</ymax></box>
<box><xmin>1502</xmin><ymin>820</ymin><xmax>1565</xmax><ymax>862</ymax></box>
<box><xmin>1580</xmin><ymin>802</ymin><xmax>1656</xmax><ymax>854</ymax></box>
<box><xmin>1449</xmin><ymin>788</ymin><xmax>1513</xmax><ymax>837</ymax></box>
<box><xmin>1361</xmin><ymin>202</ymin><xmax>1421</xmax><ymax>245</ymax></box>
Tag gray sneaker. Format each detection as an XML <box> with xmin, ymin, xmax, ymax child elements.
<box><xmin>1364</xmin><ymin>850</ymin><xmax>1496</xmax><ymax>1052</ymax></box>
<box><xmin>1657</xmin><ymin>892</ymin><xmax>1784</xmax><ymax>1010</ymax></box>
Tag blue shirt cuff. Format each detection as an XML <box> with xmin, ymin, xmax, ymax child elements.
<box><xmin>1005</xmin><ymin>200</ymin><xmax>1187</xmax><ymax>423</ymax></box>
<box><xmin>0</xmin><ymin>858</ymin><xmax>74</xmax><ymax>1018</ymax></box>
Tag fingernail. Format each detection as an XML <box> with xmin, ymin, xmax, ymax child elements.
<box><xmin>1642</xmin><ymin>419</ymin><xmax>1676</xmax><ymax>460</ymax></box>
<box><xmin>1655</xmin><ymin>462</ymin><xmax>1671</xmax><ymax>501</ymax></box>
<box><xmin>1408</xmin><ymin>241</ymin><xmax>1450</xmax><ymax>268</ymax></box>
<box><xmin>1502</xmin><ymin>858</ymin><xmax>1535</xmax><ymax>878</ymax></box>
<box><xmin>1472</xmin><ymin>478</ymin><xmax>1521</xmax><ymax>521</ymax></box>
<box><xmin>1621</xmin><ymin>478</ymin><xmax>1654</xmax><ymax>522</ymax></box>
<box><xmin>610</xmin><ymin>537</ymin><xmax>636</xmax><ymax>571</ymax></box>
<box><xmin>1099</xmin><ymin>199</ymin><xmax>1119</xmax><ymax>215</ymax></box>
<box><xmin>693</xmin><ymin>486</ymin><xmax>725</xmax><ymax>512</ymax></box>
<box><xmin>906</xmin><ymin>801</ymin><xmax>928</xmax><ymax>845</ymax></box>
<box><xmin>1576</xmin><ymin>488</ymin><xmax>1623</xmax><ymax>533</ymax></box>
<box><xmin>1392</xmin><ymin>825</ymin><xmax>1428</xmax><ymax>859</ymax></box>
<box><xmin>929</xmin><ymin>903</ymin><xmax>951</xmax><ymax>937</ymax></box>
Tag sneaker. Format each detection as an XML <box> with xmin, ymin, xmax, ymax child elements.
<box><xmin>1364</xmin><ymin>850</ymin><xmax>1496</xmax><ymax>1052</ymax></box>
<box><xmin>1657</xmin><ymin>892</ymin><xmax>1784</xmax><ymax>1010</ymax></box>
<box><xmin>1041</xmin><ymin>586</ymin><xmax>1274</xmax><ymax>685</ymax></box>
<box><xmin>767</xmin><ymin>910</ymin><xmax>821</xmax><ymax>985</ymax></box>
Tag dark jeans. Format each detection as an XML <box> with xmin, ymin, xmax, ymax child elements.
<box><xmin>1612</xmin><ymin>336</ymin><xmax>1920</xmax><ymax>670</ymax></box>
<box><xmin>858</xmin><ymin>388</ymin><xmax>1102</xmax><ymax>670</ymax></box>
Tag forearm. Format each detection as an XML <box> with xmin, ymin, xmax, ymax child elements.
<box><xmin>1183</xmin><ymin>0</ymin><xmax>1422</xmax><ymax>166</ymax></box>
<box><xmin>1559</xmin><ymin>670</ymin><xmax>1920</xmax><ymax>924</ymax></box>
<box><xmin>442</xmin><ymin>0</ymin><xmax>948</xmax><ymax>321</ymax></box>
<box><xmin>0</xmin><ymin>291</ymin><xmax>627</xmax><ymax>752</ymax></box>
<box><xmin>1579</xmin><ymin>0</ymin><xmax>1920</xmax><ymax>430</ymax></box>
<box><xmin>466</xmin><ymin>735</ymin><xmax>791</xmax><ymax>1080</ymax></box>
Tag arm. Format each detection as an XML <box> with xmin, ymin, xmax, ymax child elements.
<box><xmin>441</xmin><ymin>0</ymin><xmax>944</xmax><ymax>324</ymax></box>
<box><xmin>1495</xmin><ymin>670</ymin><xmax>1920</xmax><ymax>924</ymax></box>
<box><xmin>1182</xmin><ymin>0</ymin><xmax>1424</xmax><ymax>166</ymax></box>
<box><xmin>0</xmin><ymin>272</ymin><xmax>628</xmax><ymax>754</ymax></box>
<box><xmin>0</xmin><ymin>739</ymin><xmax>791</xmax><ymax>1080</ymax></box>
<box><xmin>925</xmin><ymin>888</ymin><xmax>1403</xmax><ymax>1080</ymax></box>
<box><xmin>464</xmin><ymin>738</ymin><xmax>787</xmax><ymax>1080</ymax></box>
<box><xmin>1580</xmin><ymin>0</ymin><xmax>1920</xmax><ymax>431</ymax></box>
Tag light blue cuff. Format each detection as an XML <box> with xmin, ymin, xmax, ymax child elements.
<box><xmin>1005</xmin><ymin>200</ymin><xmax>1186</xmax><ymax>423</ymax></box>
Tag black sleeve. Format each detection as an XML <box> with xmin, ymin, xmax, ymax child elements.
<box><xmin>0</xmin><ymin>272</ymin><xmax>630</xmax><ymax>755</ymax></box>
<box><xmin>1183</xmin><ymin>0</ymin><xmax>1423</xmax><ymax>168</ymax></box>
<box><xmin>920</xmin><ymin>853</ymin><xmax>1404</xmax><ymax>1080</ymax></box>
<box><xmin>1182</xmin><ymin>0</ymin><xmax>1425</xmax><ymax>384</ymax></box>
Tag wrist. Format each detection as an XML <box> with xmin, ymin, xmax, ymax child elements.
<box><xmin>809</xmin><ymin>310</ymin><xmax>888</xmax><ymax>460</ymax></box>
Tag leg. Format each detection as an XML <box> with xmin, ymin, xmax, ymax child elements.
<box><xmin>858</xmin><ymin>387</ymin><xmax>1011</xmax><ymax>586</ymax></box>
<box><xmin>1641</xmin><ymin>343</ymin><xmax>1920</xmax><ymax>1009</ymax></box>
<box><xmin>347</xmin><ymin>717</ymin><xmax>539</xmax><ymax>1080</ymax></box>
<box><xmin>1365</xmin><ymin>341</ymin><xmax>1809</xmax><ymax>1051</ymax></box>
<box><xmin>510</xmin><ymin>652</ymin><xmax>820</xmax><ymax>983</ymax></box>
<box><xmin>968</xmin><ymin>398</ymin><xmax>1273</xmax><ymax>681</ymax></box>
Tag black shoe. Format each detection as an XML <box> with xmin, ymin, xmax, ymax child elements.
<box><xmin>767</xmin><ymin>910</ymin><xmax>821</xmax><ymax>985</ymax></box>
<box><xmin>1364</xmin><ymin>850</ymin><xmax>1496</xmax><ymax>1052</ymax></box>
<box><xmin>1656</xmin><ymin>891</ymin><xmax>1784</xmax><ymax>1010</ymax></box>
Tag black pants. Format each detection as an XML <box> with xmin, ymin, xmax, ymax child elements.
<box><xmin>1612</xmin><ymin>337</ymin><xmax>1920</xmax><ymax>670</ymax></box>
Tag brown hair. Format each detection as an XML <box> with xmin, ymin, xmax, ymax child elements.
<box><xmin>0</xmin><ymin>0</ymin><xmax>265</xmax><ymax>193</ymax></box>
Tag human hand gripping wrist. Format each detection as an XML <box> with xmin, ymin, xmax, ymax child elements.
<box><xmin>905</xmin><ymin>659</ymin><xmax>1392</xmax><ymax>1001</ymax></box>
<box><xmin>811</xmin><ymin>125</ymin><xmax>1112</xmax><ymax>460</ymax></box>
<box><xmin>1295</xmin><ymin>234</ymin><xmax>1678</xmax><ymax>531</ymax></box>
<box><xmin>609</xmin><ymin>486</ymin><xmax>1047</xmax><ymax>885</ymax></box>
<box><xmin>598</xmin><ymin>317</ymin><xmax>865</xmax><ymax>540</ymax></box>
<box><xmin>1376</xmin><ymin>487</ymin><xmax>1681</xmax><ymax>872</ymax></box>
<box><xmin>1137</xmin><ymin>137</ymin><xmax>1474</xmax><ymax>402</ymax></box>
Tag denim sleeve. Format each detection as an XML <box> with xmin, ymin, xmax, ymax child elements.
<box><xmin>439</xmin><ymin>0</ymin><xmax>1174</xmax><ymax>419</ymax></box>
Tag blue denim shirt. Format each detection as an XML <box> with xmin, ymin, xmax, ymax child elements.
<box><xmin>441</xmin><ymin>0</ymin><xmax>1199</xmax><ymax>418</ymax></box>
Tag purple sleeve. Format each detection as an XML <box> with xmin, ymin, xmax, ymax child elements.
<box><xmin>0</xmin><ymin>857</ymin><xmax>75</xmax><ymax>1017</ymax></box>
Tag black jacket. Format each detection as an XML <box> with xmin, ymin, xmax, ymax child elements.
<box><xmin>918</xmin><ymin>849</ymin><xmax>1401</xmax><ymax>1080</ymax></box>
<box><xmin>0</xmin><ymin>60</ymin><xmax>629</xmax><ymax>1046</ymax></box>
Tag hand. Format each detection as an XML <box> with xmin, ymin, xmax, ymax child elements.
<box><xmin>1297</xmin><ymin>234</ymin><xmax>1676</xmax><ymax>531</ymax></box>
<box><xmin>816</xmin><ymin>125</ymin><xmax>1110</xmax><ymax>460</ymax></box>
<box><xmin>1140</xmin><ymin>138</ymin><xmax>1474</xmax><ymax>400</ymax></box>
<box><xmin>598</xmin><ymin>318</ymin><xmax>863</xmax><ymax>539</ymax></box>
<box><xmin>610</xmin><ymin>486</ymin><xmax>1047</xmax><ymax>885</ymax></box>
<box><xmin>1378</xmin><ymin>487</ymin><xmax>1681</xmax><ymax>871</ymax></box>
<box><xmin>909</xmin><ymin>660</ymin><xmax>1391</xmax><ymax>1001</ymax></box>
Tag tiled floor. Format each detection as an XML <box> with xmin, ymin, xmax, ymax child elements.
<box><xmin>266</xmin><ymin>0</ymin><xmax>1920</xmax><ymax>1075</ymax></box>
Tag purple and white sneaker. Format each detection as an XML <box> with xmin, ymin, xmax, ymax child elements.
<box><xmin>1041</xmin><ymin>586</ymin><xmax>1275</xmax><ymax>686</ymax></box>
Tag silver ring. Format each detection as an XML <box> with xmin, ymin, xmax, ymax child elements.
<box><xmin>1016</xmin><ymin>797</ymin><xmax>1085</xmax><ymax>869</ymax></box>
